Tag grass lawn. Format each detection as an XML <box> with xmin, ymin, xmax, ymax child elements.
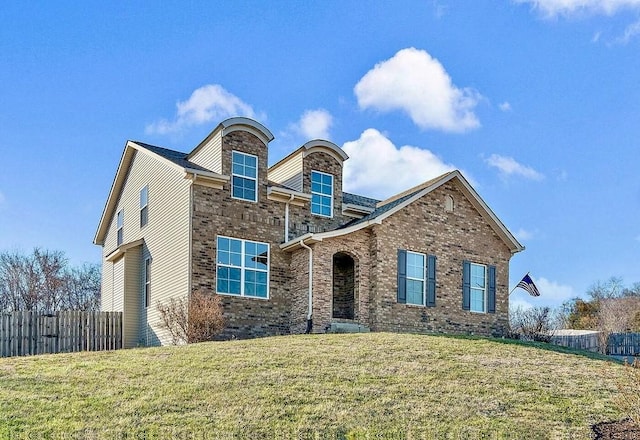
<box><xmin>0</xmin><ymin>333</ymin><xmax>631</xmax><ymax>438</ymax></box>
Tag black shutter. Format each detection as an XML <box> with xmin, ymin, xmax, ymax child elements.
<box><xmin>397</xmin><ymin>249</ymin><xmax>407</xmax><ymax>304</ymax></box>
<box><xmin>462</xmin><ymin>260</ymin><xmax>470</xmax><ymax>311</ymax></box>
<box><xmin>426</xmin><ymin>254</ymin><xmax>436</xmax><ymax>307</ymax></box>
<box><xmin>487</xmin><ymin>265</ymin><xmax>496</xmax><ymax>314</ymax></box>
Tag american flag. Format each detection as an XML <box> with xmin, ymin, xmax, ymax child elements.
<box><xmin>516</xmin><ymin>273</ymin><xmax>541</xmax><ymax>297</ymax></box>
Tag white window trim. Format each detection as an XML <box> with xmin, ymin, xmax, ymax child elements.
<box><xmin>216</xmin><ymin>235</ymin><xmax>270</xmax><ymax>300</ymax></box>
<box><xmin>469</xmin><ymin>262</ymin><xmax>487</xmax><ymax>313</ymax></box>
<box><xmin>231</xmin><ymin>151</ymin><xmax>258</xmax><ymax>203</ymax></box>
<box><xmin>140</xmin><ymin>185</ymin><xmax>148</xmax><ymax>228</ymax></box>
<box><xmin>311</xmin><ymin>170</ymin><xmax>334</xmax><ymax>218</ymax></box>
<box><xmin>405</xmin><ymin>250</ymin><xmax>426</xmax><ymax>307</ymax></box>
<box><xmin>116</xmin><ymin>209</ymin><xmax>124</xmax><ymax>246</ymax></box>
<box><xmin>144</xmin><ymin>257</ymin><xmax>151</xmax><ymax>308</ymax></box>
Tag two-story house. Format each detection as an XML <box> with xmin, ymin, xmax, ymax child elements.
<box><xmin>94</xmin><ymin>117</ymin><xmax>524</xmax><ymax>347</ymax></box>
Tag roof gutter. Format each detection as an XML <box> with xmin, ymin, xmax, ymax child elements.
<box><xmin>284</xmin><ymin>194</ymin><xmax>294</xmax><ymax>243</ymax></box>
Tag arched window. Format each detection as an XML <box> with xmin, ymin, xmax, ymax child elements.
<box><xmin>444</xmin><ymin>194</ymin><xmax>455</xmax><ymax>212</ymax></box>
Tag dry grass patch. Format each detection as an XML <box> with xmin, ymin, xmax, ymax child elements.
<box><xmin>0</xmin><ymin>333</ymin><xmax>631</xmax><ymax>438</ymax></box>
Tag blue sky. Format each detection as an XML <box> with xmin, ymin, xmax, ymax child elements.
<box><xmin>1</xmin><ymin>1</ymin><xmax>639</xmax><ymax>309</ymax></box>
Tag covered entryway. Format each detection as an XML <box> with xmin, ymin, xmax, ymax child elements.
<box><xmin>332</xmin><ymin>252</ymin><xmax>356</xmax><ymax>319</ymax></box>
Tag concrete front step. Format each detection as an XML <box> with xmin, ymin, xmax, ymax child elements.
<box><xmin>328</xmin><ymin>322</ymin><xmax>371</xmax><ymax>333</ymax></box>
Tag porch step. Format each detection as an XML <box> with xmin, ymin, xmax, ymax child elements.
<box><xmin>328</xmin><ymin>322</ymin><xmax>371</xmax><ymax>333</ymax></box>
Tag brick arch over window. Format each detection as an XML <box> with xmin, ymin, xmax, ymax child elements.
<box><xmin>332</xmin><ymin>251</ymin><xmax>359</xmax><ymax>320</ymax></box>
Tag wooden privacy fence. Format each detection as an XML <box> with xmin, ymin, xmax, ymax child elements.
<box><xmin>550</xmin><ymin>331</ymin><xmax>640</xmax><ymax>356</ymax></box>
<box><xmin>607</xmin><ymin>332</ymin><xmax>640</xmax><ymax>357</ymax></box>
<box><xmin>550</xmin><ymin>332</ymin><xmax>601</xmax><ymax>352</ymax></box>
<box><xmin>1</xmin><ymin>311</ymin><xmax>122</xmax><ymax>358</ymax></box>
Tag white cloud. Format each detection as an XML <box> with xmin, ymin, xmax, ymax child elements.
<box><xmin>342</xmin><ymin>128</ymin><xmax>457</xmax><ymax>199</ymax></box>
<box><xmin>616</xmin><ymin>18</ymin><xmax>640</xmax><ymax>43</ymax></box>
<box><xmin>290</xmin><ymin>109</ymin><xmax>333</xmax><ymax>139</ymax></box>
<box><xmin>499</xmin><ymin>101</ymin><xmax>512</xmax><ymax>112</ymax></box>
<box><xmin>486</xmin><ymin>154</ymin><xmax>544</xmax><ymax>180</ymax></box>
<box><xmin>354</xmin><ymin>48</ymin><xmax>482</xmax><ymax>132</ymax></box>
<box><xmin>514</xmin><ymin>228</ymin><xmax>534</xmax><ymax>241</ymax></box>
<box><xmin>536</xmin><ymin>277</ymin><xmax>576</xmax><ymax>304</ymax></box>
<box><xmin>510</xmin><ymin>297</ymin><xmax>535</xmax><ymax>310</ymax></box>
<box><xmin>146</xmin><ymin>84</ymin><xmax>256</xmax><ymax>135</ymax></box>
<box><xmin>516</xmin><ymin>0</ymin><xmax>640</xmax><ymax>17</ymax></box>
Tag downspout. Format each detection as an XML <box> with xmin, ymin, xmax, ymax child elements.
<box><xmin>284</xmin><ymin>194</ymin><xmax>294</xmax><ymax>243</ymax></box>
<box><xmin>299</xmin><ymin>239</ymin><xmax>313</xmax><ymax>334</ymax></box>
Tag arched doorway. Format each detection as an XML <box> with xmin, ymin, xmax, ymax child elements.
<box><xmin>332</xmin><ymin>252</ymin><xmax>355</xmax><ymax>319</ymax></box>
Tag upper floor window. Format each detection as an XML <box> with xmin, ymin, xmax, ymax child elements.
<box><xmin>216</xmin><ymin>236</ymin><xmax>269</xmax><ymax>299</ymax></box>
<box><xmin>231</xmin><ymin>151</ymin><xmax>257</xmax><ymax>202</ymax></box>
<box><xmin>116</xmin><ymin>210</ymin><xmax>124</xmax><ymax>246</ymax></box>
<box><xmin>311</xmin><ymin>171</ymin><xmax>333</xmax><ymax>217</ymax></box>
<box><xmin>140</xmin><ymin>185</ymin><xmax>148</xmax><ymax>228</ymax></box>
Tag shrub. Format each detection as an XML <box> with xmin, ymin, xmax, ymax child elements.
<box><xmin>157</xmin><ymin>290</ymin><xmax>225</xmax><ymax>344</ymax></box>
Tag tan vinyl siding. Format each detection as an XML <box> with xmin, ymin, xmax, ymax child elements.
<box><xmin>112</xmin><ymin>258</ymin><xmax>124</xmax><ymax>314</ymax></box>
<box><xmin>189</xmin><ymin>131</ymin><xmax>223</xmax><ymax>174</ymax></box>
<box><xmin>101</xmin><ymin>149</ymin><xmax>191</xmax><ymax>346</ymax></box>
<box><xmin>123</xmin><ymin>246</ymin><xmax>140</xmax><ymax>348</ymax></box>
<box><xmin>268</xmin><ymin>152</ymin><xmax>303</xmax><ymax>191</ymax></box>
<box><xmin>100</xmin><ymin>261</ymin><xmax>114</xmax><ymax>312</ymax></box>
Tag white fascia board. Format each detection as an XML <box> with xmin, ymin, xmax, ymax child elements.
<box><xmin>267</xmin><ymin>186</ymin><xmax>311</xmax><ymax>206</ymax></box>
<box><xmin>342</xmin><ymin>203</ymin><xmax>375</xmax><ymax>217</ymax></box>
<box><xmin>105</xmin><ymin>239</ymin><xmax>144</xmax><ymax>262</ymax></box>
<box><xmin>94</xmin><ymin>144</ymin><xmax>136</xmax><ymax>245</ymax></box>
<box><xmin>452</xmin><ymin>173</ymin><xmax>525</xmax><ymax>254</ymax></box>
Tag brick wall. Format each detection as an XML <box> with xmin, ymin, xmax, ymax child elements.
<box><xmin>287</xmin><ymin>151</ymin><xmax>351</xmax><ymax>239</ymax></box>
<box><xmin>368</xmin><ymin>182</ymin><xmax>512</xmax><ymax>337</ymax></box>
<box><xmin>191</xmin><ymin>131</ymin><xmax>291</xmax><ymax>339</ymax></box>
<box><xmin>191</xmin><ymin>129</ymin><xmax>513</xmax><ymax>339</ymax></box>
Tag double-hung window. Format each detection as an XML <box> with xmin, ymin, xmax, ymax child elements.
<box><xmin>397</xmin><ymin>249</ymin><xmax>436</xmax><ymax>307</ymax></box>
<box><xmin>311</xmin><ymin>171</ymin><xmax>333</xmax><ymax>217</ymax></box>
<box><xmin>216</xmin><ymin>236</ymin><xmax>269</xmax><ymax>298</ymax></box>
<box><xmin>470</xmin><ymin>263</ymin><xmax>486</xmax><ymax>313</ymax></box>
<box><xmin>231</xmin><ymin>151</ymin><xmax>257</xmax><ymax>202</ymax></box>
<box><xmin>462</xmin><ymin>261</ymin><xmax>496</xmax><ymax>314</ymax></box>
<box><xmin>140</xmin><ymin>185</ymin><xmax>148</xmax><ymax>227</ymax></box>
<box><xmin>406</xmin><ymin>252</ymin><xmax>426</xmax><ymax>305</ymax></box>
<box><xmin>116</xmin><ymin>210</ymin><xmax>124</xmax><ymax>246</ymax></box>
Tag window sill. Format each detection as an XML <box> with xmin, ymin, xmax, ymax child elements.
<box><xmin>216</xmin><ymin>292</ymin><xmax>270</xmax><ymax>301</ymax></box>
<box><xmin>231</xmin><ymin>196</ymin><xmax>258</xmax><ymax>204</ymax></box>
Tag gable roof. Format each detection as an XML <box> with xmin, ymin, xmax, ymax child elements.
<box><xmin>93</xmin><ymin>140</ymin><xmax>228</xmax><ymax>245</ymax></box>
<box><xmin>281</xmin><ymin>170</ymin><xmax>524</xmax><ymax>254</ymax></box>
<box><xmin>133</xmin><ymin>141</ymin><xmax>210</xmax><ymax>172</ymax></box>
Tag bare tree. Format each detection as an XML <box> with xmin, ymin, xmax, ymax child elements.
<box><xmin>588</xmin><ymin>277</ymin><xmax>625</xmax><ymax>301</ymax></box>
<box><xmin>62</xmin><ymin>263</ymin><xmax>101</xmax><ymax>311</ymax></box>
<box><xmin>0</xmin><ymin>248</ymin><xmax>100</xmax><ymax>313</ymax></box>
<box><xmin>509</xmin><ymin>305</ymin><xmax>559</xmax><ymax>342</ymax></box>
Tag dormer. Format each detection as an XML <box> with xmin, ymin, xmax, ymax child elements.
<box><xmin>188</xmin><ymin>117</ymin><xmax>274</xmax><ymax>174</ymax></box>
<box><xmin>269</xmin><ymin>140</ymin><xmax>348</xmax><ymax>217</ymax></box>
<box><xmin>189</xmin><ymin>117</ymin><xmax>274</xmax><ymax>203</ymax></box>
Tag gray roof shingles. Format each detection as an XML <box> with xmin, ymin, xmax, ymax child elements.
<box><xmin>339</xmin><ymin>187</ymin><xmax>424</xmax><ymax>229</ymax></box>
<box><xmin>133</xmin><ymin>141</ymin><xmax>211</xmax><ymax>172</ymax></box>
<box><xmin>342</xmin><ymin>192</ymin><xmax>379</xmax><ymax>209</ymax></box>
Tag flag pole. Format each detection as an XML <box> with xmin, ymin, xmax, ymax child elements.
<box><xmin>509</xmin><ymin>272</ymin><xmax>530</xmax><ymax>295</ymax></box>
